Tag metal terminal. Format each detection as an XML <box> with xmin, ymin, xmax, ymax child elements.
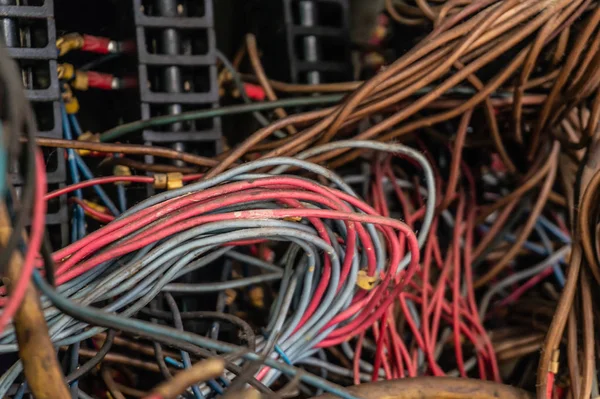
<box><xmin>108</xmin><ymin>40</ymin><xmax>118</xmax><ymax>53</ymax></box>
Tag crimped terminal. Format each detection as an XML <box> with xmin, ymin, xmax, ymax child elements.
<box><xmin>56</xmin><ymin>33</ymin><xmax>84</xmax><ymax>56</ymax></box>
<box><xmin>154</xmin><ymin>173</ymin><xmax>168</xmax><ymax>190</ymax></box>
<box><xmin>83</xmin><ymin>200</ymin><xmax>107</xmax><ymax>214</ymax></box>
<box><xmin>72</xmin><ymin>71</ymin><xmax>89</xmax><ymax>91</ymax></box>
<box><xmin>57</xmin><ymin>63</ymin><xmax>75</xmax><ymax>80</ymax></box>
<box><xmin>154</xmin><ymin>173</ymin><xmax>184</xmax><ymax>190</ymax></box>
<box><xmin>76</xmin><ymin>132</ymin><xmax>100</xmax><ymax>156</ymax></box>
<box><xmin>549</xmin><ymin>349</ymin><xmax>560</xmax><ymax>374</ymax></box>
<box><xmin>166</xmin><ymin>173</ymin><xmax>183</xmax><ymax>190</ymax></box>
<box><xmin>64</xmin><ymin>97</ymin><xmax>80</xmax><ymax>114</ymax></box>
<box><xmin>113</xmin><ymin>165</ymin><xmax>132</xmax><ymax>185</ymax></box>
<box><xmin>249</xmin><ymin>287</ymin><xmax>264</xmax><ymax>308</ymax></box>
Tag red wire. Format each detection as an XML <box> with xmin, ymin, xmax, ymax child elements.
<box><xmin>87</xmin><ymin>71</ymin><xmax>114</xmax><ymax>90</ymax></box>
<box><xmin>498</xmin><ymin>267</ymin><xmax>554</xmax><ymax>306</ymax></box>
<box><xmin>547</xmin><ymin>372</ymin><xmax>555</xmax><ymax>399</ymax></box>
<box><xmin>45</xmin><ymin>175</ymin><xmax>153</xmax><ymax>200</ymax></box>
<box><xmin>452</xmin><ymin>196</ymin><xmax>467</xmax><ymax>376</ymax></box>
<box><xmin>82</xmin><ymin>34</ymin><xmax>111</xmax><ymax>54</ymax></box>
<box><xmin>55</xmin><ymin>178</ymin><xmax>403</xmax><ymax>282</ymax></box>
<box><xmin>353</xmin><ymin>331</ymin><xmax>366</xmax><ymax>385</ymax></box>
<box><xmin>52</xmin><ymin>177</ymin><xmax>365</xmax><ymax>267</ymax></box>
<box><xmin>70</xmin><ymin>198</ymin><xmax>114</xmax><ymax>223</ymax></box>
<box><xmin>0</xmin><ymin>151</ymin><xmax>47</xmax><ymax>334</ymax></box>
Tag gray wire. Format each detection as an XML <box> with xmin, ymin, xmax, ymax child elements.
<box><xmin>275</xmin><ymin>140</ymin><xmax>436</xmax><ymax>272</ymax></box>
<box><xmin>478</xmin><ymin>245</ymin><xmax>570</xmax><ymax>318</ymax></box>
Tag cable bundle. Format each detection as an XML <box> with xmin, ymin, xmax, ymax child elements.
<box><xmin>0</xmin><ymin>141</ymin><xmax>434</xmax><ymax>398</ymax></box>
<box><xmin>3</xmin><ymin>0</ymin><xmax>600</xmax><ymax>397</ymax></box>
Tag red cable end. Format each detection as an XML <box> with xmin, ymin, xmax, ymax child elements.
<box><xmin>546</xmin><ymin>372</ymin><xmax>555</xmax><ymax>399</ymax></box>
<box><xmin>244</xmin><ymin>83</ymin><xmax>266</xmax><ymax>101</ymax></box>
<box><xmin>87</xmin><ymin>71</ymin><xmax>114</xmax><ymax>90</ymax></box>
<box><xmin>82</xmin><ymin>34</ymin><xmax>111</xmax><ymax>54</ymax></box>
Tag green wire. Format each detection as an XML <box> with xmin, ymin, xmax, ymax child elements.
<box><xmin>99</xmin><ymin>95</ymin><xmax>345</xmax><ymax>142</ymax></box>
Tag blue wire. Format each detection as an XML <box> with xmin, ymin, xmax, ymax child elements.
<box><xmin>61</xmin><ymin>105</ymin><xmax>85</xmax><ymax>240</ymax></box>
<box><xmin>478</xmin><ymin>224</ymin><xmax>566</xmax><ymax>264</ymax></box>
<box><xmin>164</xmin><ymin>356</ymin><xmax>184</xmax><ymax>369</ymax></box>
<box><xmin>69</xmin><ymin>342</ymin><xmax>81</xmax><ymax>397</ymax></box>
<box><xmin>117</xmin><ymin>184</ymin><xmax>127</xmax><ymax>213</ymax></box>
<box><xmin>67</xmin><ymin>110</ymin><xmax>121</xmax><ymax>220</ymax></box>
<box><xmin>537</xmin><ymin>215</ymin><xmax>571</xmax><ymax>244</ymax></box>
<box><xmin>479</xmin><ymin>215</ymin><xmax>568</xmax><ymax>287</ymax></box>
<box><xmin>74</xmin><ymin>154</ymin><xmax>120</xmax><ymax>217</ymax></box>
<box><xmin>178</xmin><ymin>349</ymin><xmax>205</xmax><ymax>399</ymax></box>
<box><xmin>535</xmin><ymin>223</ymin><xmax>566</xmax><ymax>286</ymax></box>
<box><xmin>274</xmin><ymin>344</ymin><xmax>292</xmax><ymax>365</ymax></box>
<box><xmin>164</xmin><ymin>357</ymin><xmax>224</xmax><ymax>395</ymax></box>
<box><xmin>13</xmin><ymin>383</ymin><xmax>26</xmax><ymax>399</ymax></box>
<box><xmin>69</xmin><ymin>113</ymin><xmax>83</xmax><ymax>138</ymax></box>
<box><xmin>218</xmin><ymin>377</ymin><xmax>230</xmax><ymax>387</ymax></box>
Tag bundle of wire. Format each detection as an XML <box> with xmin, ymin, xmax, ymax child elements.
<box><xmin>3</xmin><ymin>0</ymin><xmax>600</xmax><ymax>397</ymax></box>
<box><xmin>0</xmin><ymin>140</ymin><xmax>438</xmax><ymax>397</ymax></box>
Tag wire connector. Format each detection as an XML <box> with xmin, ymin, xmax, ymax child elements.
<box><xmin>249</xmin><ymin>287</ymin><xmax>264</xmax><ymax>308</ymax></box>
<box><xmin>57</xmin><ymin>63</ymin><xmax>75</xmax><ymax>80</ymax></box>
<box><xmin>76</xmin><ymin>132</ymin><xmax>100</xmax><ymax>156</ymax></box>
<box><xmin>56</xmin><ymin>33</ymin><xmax>84</xmax><ymax>56</ymax></box>
<box><xmin>356</xmin><ymin>270</ymin><xmax>379</xmax><ymax>290</ymax></box>
<box><xmin>72</xmin><ymin>71</ymin><xmax>89</xmax><ymax>91</ymax></box>
<box><xmin>167</xmin><ymin>173</ymin><xmax>183</xmax><ymax>190</ymax></box>
<box><xmin>83</xmin><ymin>200</ymin><xmax>107</xmax><ymax>214</ymax></box>
<box><xmin>113</xmin><ymin>165</ymin><xmax>132</xmax><ymax>185</ymax></box>
<box><xmin>549</xmin><ymin>349</ymin><xmax>560</xmax><ymax>374</ymax></box>
<box><xmin>64</xmin><ymin>96</ymin><xmax>80</xmax><ymax>115</ymax></box>
<box><xmin>154</xmin><ymin>173</ymin><xmax>184</xmax><ymax>190</ymax></box>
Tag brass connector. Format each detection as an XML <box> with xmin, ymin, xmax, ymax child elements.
<box><xmin>83</xmin><ymin>200</ymin><xmax>108</xmax><ymax>214</ymax></box>
<box><xmin>549</xmin><ymin>349</ymin><xmax>560</xmax><ymax>374</ymax></box>
<box><xmin>356</xmin><ymin>270</ymin><xmax>379</xmax><ymax>291</ymax></box>
<box><xmin>64</xmin><ymin>96</ymin><xmax>80</xmax><ymax>114</ymax></box>
<box><xmin>113</xmin><ymin>165</ymin><xmax>132</xmax><ymax>185</ymax></box>
<box><xmin>57</xmin><ymin>63</ymin><xmax>75</xmax><ymax>80</ymax></box>
<box><xmin>72</xmin><ymin>71</ymin><xmax>89</xmax><ymax>91</ymax></box>
<box><xmin>167</xmin><ymin>172</ymin><xmax>183</xmax><ymax>190</ymax></box>
<box><xmin>56</xmin><ymin>33</ymin><xmax>84</xmax><ymax>56</ymax></box>
<box><xmin>76</xmin><ymin>132</ymin><xmax>100</xmax><ymax>156</ymax></box>
<box><xmin>154</xmin><ymin>173</ymin><xmax>183</xmax><ymax>190</ymax></box>
<box><xmin>249</xmin><ymin>286</ymin><xmax>264</xmax><ymax>308</ymax></box>
<box><xmin>153</xmin><ymin>173</ymin><xmax>168</xmax><ymax>189</ymax></box>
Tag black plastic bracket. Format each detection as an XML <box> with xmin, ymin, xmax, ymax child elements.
<box><xmin>132</xmin><ymin>0</ymin><xmax>221</xmax><ymax>153</ymax></box>
<box><xmin>0</xmin><ymin>0</ymin><xmax>68</xmax><ymax>246</ymax></box>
